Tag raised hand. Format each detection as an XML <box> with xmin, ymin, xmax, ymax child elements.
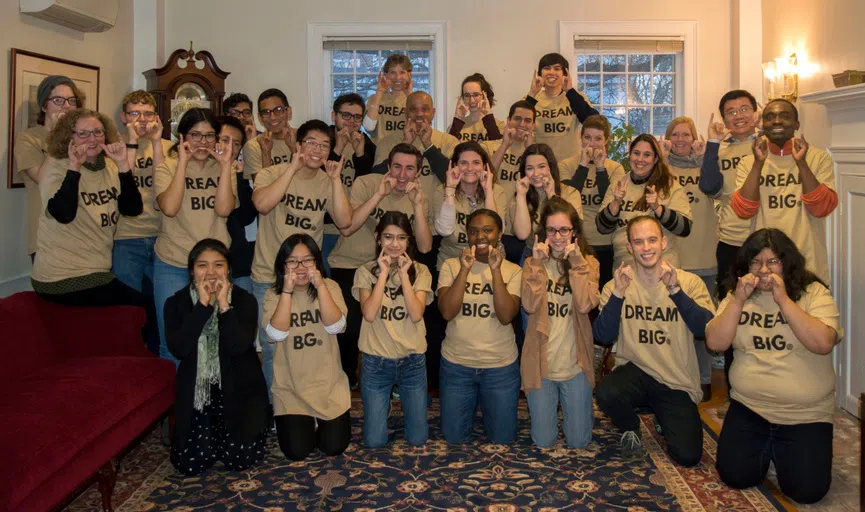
<box><xmin>659</xmin><ymin>261</ymin><xmax>679</xmax><ymax>289</ymax></box>
<box><xmin>593</xmin><ymin>146</ymin><xmax>608</xmax><ymax>168</ymax></box>
<box><xmin>377</xmin><ymin>246</ymin><xmax>391</xmax><ymax>275</ymax></box>
<box><xmin>692</xmin><ymin>135</ymin><xmax>707</xmax><ymax>156</ymax></box>
<box><xmin>101</xmin><ymin>141</ymin><xmax>128</xmax><ymax>167</ymax></box>
<box><xmin>481</xmin><ymin>164</ymin><xmax>495</xmax><ymax>193</ymax></box>
<box><xmin>658</xmin><ymin>136</ymin><xmax>672</xmax><ymax>161</ymax></box>
<box><xmin>459</xmin><ymin>245</ymin><xmax>476</xmax><ymax>271</ymax></box>
<box><xmin>532</xmin><ymin>235</ymin><xmax>550</xmax><ymax>262</ymax></box>
<box><xmin>645</xmin><ymin>185</ymin><xmax>659</xmax><ymax>212</ymax></box>
<box><xmin>768</xmin><ymin>273</ymin><xmax>788</xmax><ymax>305</ymax></box>
<box><xmin>418</xmin><ymin>121</ymin><xmax>433</xmax><ymax>148</ymax></box>
<box><xmin>309</xmin><ymin>269</ymin><xmax>323</xmax><ymax>289</ymax></box>
<box><xmin>147</xmin><ymin>118</ymin><xmax>163</xmax><ymax>142</ymax></box>
<box><xmin>734</xmin><ymin>273</ymin><xmax>759</xmax><ymax>305</ymax></box>
<box><xmin>244</xmin><ymin>123</ymin><xmax>257</xmax><ymax>142</ymax></box>
<box><xmin>259</xmin><ymin>131</ymin><xmax>274</xmax><ymax>156</ymax></box>
<box><xmin>376</xmin><ymin>72</ymin><xmax>392</xmax><ymax>95</ymax></box>
<box><xmin>479</xmin><ymin>91</ymin><xmax>492</xmax><ymax>116</ymax></box>
<box><xmin>563</xmin><ymin>72</ymin><xmax>573</xmax><ymax>92</ymax></box>
<box><xmin>288</xmin><ymin>151</ymin><xmax>307</xmax><ymax>174</ymax></box>
<box><xmin>792</xmin><ymin>136</ymin><xmax>809</xmax><ymax>162</ymax></box>
<box><xmin>195</xmin><ymin>278</ymin><xmax>212</xmax><ymax>306</ymax></box>
<box><xmin>125</xmin><ymin>120</ymin><xmax>139</xmax><ymax>144</ymax></box>
<box><xmin>334</xmin><ymin>127</ymin><xmax>351</xmax><ymax>154</ymax></box>
<box><xmin>406</xmin><ymin>180</ymin><xmax>423</xmax><ymax>206</ymax></box>
<box><xmin>177</xmin><ymin>134</ymin><xmax>191</xmax><ymax>165</ymax></box>
<box><xmin>488</xmin><ymin>245</ymin><xmax>503</xmax><ymax>271</ymax></box>
<box><xmin>613</xmin><ymin>261</ymin><xmax>634</xmax><ymax>297</ymax></box>
<box><xmin>565</xmin><ymin>242</ymin><xmax>585</xmax><ymax>266</ymax></box>
<box><xmin>283</xmin><ymin>267</ymin><xmax>297</xmax><ymax>291</ymax></box>
<box><xmin>284</xmin><ymin>125</ymin><xmax>298</xmax><ymax>154</ymax></box>
<box><xmin>542</xmin><ymin>175</ymin><xmax>555</xmax><ymax>198</ymax></box>
<box><xmin>66</xmin><ymin>140</ymin><xmax>88</xmax><ymax>171</ymax></box>
<box><xmin>502</xmin><ymin>127</ymin><xmax>515</xmax><ymax>149</ymax></box>
<box><xmin>707</xmin><ymin>112</ymin><xmax>727</xmax><ymax>141</ymax></box>
<box><xmin>209</xmin><ymin>135</ymin><xmax>235</xmax><ymax>166</ymax></box>
<box><xmin>350</xmin><ymin>131</ymin><xmax>365</xmax><ymax>156</ymax></box>
<box><xmin>752</xmin><ymin>136</ymin><xmax>769</xmax><ymax>163</ymax></box>
<box><xmin>612</xmin><ymin>176</ymin><xmax>628</xmax><ymax>205</ymax></box>
<box><xmin>378</xmin><ymin>174</ymin><xmax>396</xmax><ymax>197</ymax></box>
<box><xmin>754</xmin><ymin>102</ymin><xmax>764</xmax><ymax>131</ymax></box>
<box><xmin>516</xmin><ymin>175</ymin><xmax>531</xmax><ymax>197</ymax></box>
<box><xmin>215</xmin><ymin>277</ymin><xmax>231</xmax><ymax>307</ymax></box>
<box><xmin>325</xmin><ymin>156</ymin><xmax>345</xmax><ymax>182</ymax></box>
<box><xmin>397</xmin><ymin>252</ymin><xmax>413</xmax><ymax>275</ymax></box>
<box><xmin>403</xmin><ymin>122</ymin><xmax>418</xmax><ymax>144</ymax></box>
<box><xmin>455</xmin><ymin>96</ymin><xmax>470</xmax><ymax>120</ymax></box>
<box><xmin>445</xmin><ymin>162</ymin><xmax>462</xmax><ymax>188</ymax></box>
<box><xmin>528</xmin><ymin>71</ymin><xmax>543</xmax><ymax>98</ymax></box>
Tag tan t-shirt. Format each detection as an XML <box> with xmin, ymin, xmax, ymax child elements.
<box><xmin>154</xmin><ymin>157</ymin><xmax>238</xmax><ymax>268</ymax></box>
<box><xmin>437</xmin><ymin>257</ymin><xmax>522</xmax><ymax>368</ymax></box>
<box><xmin>716</xmin><ymin>140</ymin><xmax>754</xmax><ymax>246</ymax></box>
<box><xmin>325</xmin><ymin>141</ymin><xmax>360</xmax><ymax>236</ymax></box>
<box><xmin>599</xmin><ymin>174</ymin><xmax>693</xmax><ymax>269</ymax></box>
<box><xmin>370</xmin><ymin>91</ymin><xmax>407</xmax><ymax>145</ymax></box>
<box><xmin>451</xmin><ymin>117</ymin><xmax>506</xmax><ymax>143</ymax></box>
<box><xmin>242</xmin><ymin>134</ymin><xmax>293</xmax><ymax>180</ymax></box>
<box><xmin>671</xmin><ymin>164</ymin><xmax>718</xmax><ymax>271</ymax></box>
<box><xmin>251</xmin><ymin>166</ymin><xmax>336</xmax><ymax>284</ymax></box>
<box><xmin>434</xmin><ymin>183</ymin><xmax>510</xmax><ymax>270</ymax></box>
<box><xmin>481</xmin><ymin>140</ymin><xmax>528</xmax><ymax>202</ymax></box>
<box><xmin>558</xmin><ymin>157</ymin><xmax>626</xmax><ymax>247</ymax></box>
<box><xmin>599</xmin><ymin>269</ymin><xmax>715</xmax><ymax>404</ymax></box>
<box><xmin>32</xmin><ymin>157</ymin><xmax>122</xmax><ymax>282</ymax></box>
<box><xmin>115</xmin><ymin>138</ymin><xmax>173</xmax><ymax>240</ymax></box>
<box><xmin>735</xmin><ymin>147</ymin><xmax>835</xmax><ymax>284</ymax></box>
<box><xmin>718</xmin><ymin>282</ymin><xmax>842</xmax><ymax>424</ymax></box>
<box><xmin>507</xmin><ymin>183</ymin><xmax>585</xmax><ymax>250</ymax></box>
<box><xmin>352</xmin><ymin>261</ymin><xmax>434</xmax><ymax>359</ymax></box>
<box><xmin>543</xmin><ymin>258</ymin><xmax>581</xmax><ymax>381</ymax></box>
<box><xmin>262</xmin><ymin>280</ymin><xmax>351</xmax><ymax>420</ymax></box>
<box><xmin>375</xmin><ymin>128</ymin><xmax>459</xmax><ymax>201</ymax></box>
<box><xmin>328</xmin><ymin>174</ymin><xmax>432</xmax><ymax>270</ymax></box>
<box><xmin>531</xmin><ymin>91</ymin><xmax>591</xmax><ymax>161</ymax></box>
<box><xmin>14</xmin><ymin>125</ymin><xmax>50</xmax><ymax>254</ymax></box>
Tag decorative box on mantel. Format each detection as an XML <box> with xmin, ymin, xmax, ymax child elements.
<box><xmin>801</xmin><ymin>82</ymin><xmax>865</xmax><ymax>421</ymax></box>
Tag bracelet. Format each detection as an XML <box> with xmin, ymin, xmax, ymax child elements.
<box><xmin>281</xmin><ymin>290</ymin><xmax>293</xmax><ymax>296</ymax></box>
<box><xmin>445</xmin><ymin>185</ymin><xmax>457</xmax><ymax>189</ymax></box>
<box><xmin>125</xmin><ymin>143</ymin><xmax>139</xmax><ymax>149</ymax></box>
<box><xmin>219</xmin><ymin>305</ymin><xmax>232</xmax><ymax>314</ymax></box>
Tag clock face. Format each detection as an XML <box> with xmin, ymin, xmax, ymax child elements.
<box><xmin>170</xmin><ymin>82</ymin><xmax>212</xmax><ymax>141</ymax></box>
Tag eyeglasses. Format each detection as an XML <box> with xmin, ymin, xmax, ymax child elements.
<box><xmin>381</xmin><ymin>234</ymin><xmax>409</xmax><ymax>243</ymax></box>
<box><xmin>750</xmin><ymin>258</ymin><xmax>782</xmax><ymax>269</ymax></box>
<box><xmin>260</xmin><ymin>106</ymin><xmax>289</xmax><ymax>118</ymax></box>
<box><xmin>545</xmin><ymin>227</ymin><xmax>573</xmax><ymax>237</ymax></box>
<box><xmin>337</xmin><ymin>111</ymin><xmax>363</xmax><ymax>122</ymax></box>
<box><xmin>47</xmin><ymin>96</ymin><xmax>79</xmax><ymax>107</ymax></box>
<box><xmin>219</xmin><ymin>136</ymin><xmax>243</xmax><ymax>149</ymax></box>
<box><xmin>285</xmin><ymin>257</ymin><xmax>316</xmax><ymax>269</ymax></box>
<box><xmin>724</xmin><ymin>105</ymin><xmax>755</xmax><ymax>118</ymax></box>
<box><xmin>74</xmin><ymin>128</ymin><xmax>105</xmax><ymax>138</ymax></box>
<box><xmin>125</xmin><ymin>111</ymin><xmax>157</xmax><ymax>120</ymax></box>
<box><xmin>302</xmin><ymin>139</ymin><xmax>330</xmax><ymax>152</ymax></box>
<box><xmin>228</xmin><ymin>108</ymin><xmax>253</xmax><ymax>118</ymax></box>
<box><xmin>187</xmin><ymin>131</ymin><xmax>217</xmax><ymax>143</ymax></box>
<box><xmin>462</xmin><ymin>92</ymin><xmax>483</xmax><ymax>100</ymax></box>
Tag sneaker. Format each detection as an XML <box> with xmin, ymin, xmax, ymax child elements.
<box><xmin>620</xmin><ymin>430</ymin><xmax>645</xmax><ymax>459</ymax></box>
<box><xmin>391</xmin><ymin>385</ymin><xmax>400</xmax><ymax>401</ymax></box>
<box><xmin>652</xmin><ymin>417</ymin><xmax>663</xmax><ymax>436</ymax></box>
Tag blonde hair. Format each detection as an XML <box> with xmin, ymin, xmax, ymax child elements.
<box><xmin>46</xmin><ymin>108</ymin><xmax>119</xmax><ymax>159</ymax></box>
<box><xmin>122</xmin><ymin>90</ymin><xmax>157</xmax><ymax>111</ymax></box>
<box><xmin>665</xmin><ymin>116</ymin><xmax>698</xmax><ymax>140</ymax></box>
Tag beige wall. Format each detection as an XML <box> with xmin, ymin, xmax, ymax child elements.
<box><xmin>0</xmin><ymin>1</ymin><xmax>135</xmax><ymax>294</ymax></box>
<box><xmin>762</xmin><ymin>0</ymin><xmax>865</xmax><ymax>148</ymax></box>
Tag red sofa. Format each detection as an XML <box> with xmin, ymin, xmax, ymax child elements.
<box><xmin>0</xmin><ymin>292</ymin><xmax>175</xmax><ymax>512</ymax></box>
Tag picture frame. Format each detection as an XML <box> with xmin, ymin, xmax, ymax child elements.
<box><xmin>7</xmin><ymin>48</ymin><xmax>100</xmax><ymax>189</ymax></box>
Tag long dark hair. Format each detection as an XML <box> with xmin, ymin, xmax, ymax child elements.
<box><xmin>272</xmin><ymin>233</ymin><xmax>326</xmax><ymax>300</ymax></box>
<box><xmin>451</xmin><ymin>141</ymin><xmax>494</xmax><ymax>205</ymax></box>
<box><xmin>725</xmin><ymin>228</ymin><xmax>827</xmax><ymax>302</ymax></box>
<box><xmin>628</xmin><ymin>134</ymin><xmax>675</xmax><ymax>211</ymax></box>
<box><xmin>187</xmin><ymin>238</ymin><xmax>232</xmax><ymax>282</ymax></box>
<box><xmin>537</xmin><ymin>197</ymin><xmax>594</xmax><ymax>286</ymax></box>
<box><xmin>519</xmin><ymin>143</ymin><xmax>562</xmax><ymax>228</ymax></box>
<box><xmin>461</xmin><ymin>72</ymin><xmax>496</xmax><ymax>107</ymax></box>
<box><xmin>169</xmin><ymin>108</ymin><xmax>220</xmax><ymax>157</ymax></box>
<box><xmin>372</xmin><ymin>211</ymin><xmax>419</xmax><ymax>291</ymax></box>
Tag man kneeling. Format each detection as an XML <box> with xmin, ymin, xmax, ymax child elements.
<box><xmin>593</xmin><ymin>216</ymin><xmax>714</xmax><ymax>466</ymax></box>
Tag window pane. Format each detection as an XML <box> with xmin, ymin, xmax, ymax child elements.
<box><xmin>653</xmin><ymin>107</ymin><xmax>675</xmax><ymax>136</ymax></box>
<box><xmin>412</xmin><ymin>74</ymin><xmax>430</xmax><ymax>94</ymax></box>
<box><xmin>603</xmin><ymin>55</ymin><xmax>626</xmax><ymax>72</ymax></box>
<box><xmin>628</xmin><ymin>107</ymin><xmax>650</xmax><ymax>135</ymax></box>
<box><xmin>652</xmin><ymin>74</ymin><xmax>674</xmax><ymax>105</ymax></box>
<box><xmin>579</xmin><ymin>74</ymin><xmax>601</xmax><ymax>104</ymax></box>
<box><xmin>602</xmin><ymin>107</ymin><xmax>627</xmax><ymax>130</ymax></box>
<box><xmin>654</xmin><ymin>54</ymin><xmax>675</xmax><ymax>72</ymax></box>
<box><xmin>628</xmin><ymin>54</ymin><xmax>651</xmax><ymax>72</ymax></box>
<box><xmin>578</xmin><ymin>55</ymin><xmax>600</xmax><ymax>72</ymax></box>
<box><xmin>333</xmin><ymin>75</ymin><xmax>355</xmax><ymax>99</ymax></box>
<box><xmin>355</xmin><ymin>74</ymin><xmax>378</xmax><ymax>99</ymax></box>
<box><xmin>356</xmin><ymin>50</ymin><xmax>380</xmax><ymax>73</ymax></box>
<box><xmin>332</xmin><ymin>50</ymin><xmax>354</xmax><ymax>73</ymax></box>
<box><xmin>408</xmin><ymin>50</ymin><xmax>430</xmax><ymax>72</ymax></box>
<box><xmin>602</xmin><ymin>74</ymin><xmax>626</xmax><ymax>104</ymax></box>
<box><xmin>628</xmin><ymin>74</ymin><xmax>652</xmax><ymax>104</ymax></box>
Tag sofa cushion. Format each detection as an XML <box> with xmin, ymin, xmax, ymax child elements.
<box><xmin>0</xmin><ymin>293</ymin><xmax>57</xmax><ymax>383</ymax></box>
<box><xmin>0</xmin><ymin>356</ymin><xmax>175</xmax><ymax>511</ymax></box>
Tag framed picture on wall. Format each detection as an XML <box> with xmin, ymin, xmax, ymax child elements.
<box><xmin>7</xmin><ymin>48</ymin><xmax>100</xmax><ymax>189</ymax></box>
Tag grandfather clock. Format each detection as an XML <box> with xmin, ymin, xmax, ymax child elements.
<box><xmin>143</xmin><ymin>42</ymin><xmax>230</xmax><ymax>140</ymax></box>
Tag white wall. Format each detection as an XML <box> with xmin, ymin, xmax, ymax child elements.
<box><xmin>0</xmin><ymin>0</ymin><xmax>135</xmax><ymax>296</ymax></box>
<box><xmin>163</xmin><ymin>0</ymin><xmax>733</xmax><ymax>136</ymax></box>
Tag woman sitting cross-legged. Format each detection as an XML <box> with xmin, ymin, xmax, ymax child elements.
<box><xmin>165</xmin><ymin>238</ymin><xmax>269</xmax><ymax>476</ymax></box>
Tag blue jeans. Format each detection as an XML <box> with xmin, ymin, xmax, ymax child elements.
<box><xmin>321</xmin><ymin>233</ymin><xmax>338</xmax><ymax>276</ymax></box>
<box><xmin>253</xmin><ymin>280</ymin><xmax>274</xmax><ymax>402</ymax></box>
<box><xmin>112</xmin><ymin>237</ymin><xmax>156</xmax><ymax>293</ymax></box>
<box><xmin>233</xmin><ymin>275</ymin><xmax>254</xmax><ymax>294</ymax></box>
<box><xmin>153</xmin><ymin>255</ymin><xmax>188</xmax><ymax>366</ymax></box>
<box><xmin>695</xmin><ymin>272</ymin><xmax>717</xmax><ymax>385</ymax></box>
<box><xmin>361</xmin><ymin>353</ymin><xmax>429</xmax><ymax>448</ymax></box>
<box><xmin>439</xmin><ymin>357</ymin><xmax>520</xmax><ymax>444</ymax></box>
<box><xmin>525</xmin><ymin>372</ymin><xmax>593</xmax><ymax>448</ymax></box>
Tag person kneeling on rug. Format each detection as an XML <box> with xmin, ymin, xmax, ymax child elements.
<box><xmin>706</xmin><ymin>228</ymin><xmax>841</xmax><ymax>504</ymax></box>
<box><xmin>262</xmin><ymin>234</ymin><xmax>352</xmax><ymax>460</ymax></box>
<box><xmin>165</xmin><ymin>239</ymin><xmax>269</xmax><ymax>476</ymax></box>
<box><xmin>593</xmin><ymin>216</ymin><xmax>714</xmax><ymax>466</ymax></box>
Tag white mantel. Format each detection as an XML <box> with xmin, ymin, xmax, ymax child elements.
<box><xmin>802</xmin><ymin>83</ymin><xmax>865</xmax><ymax>418</ymax></box>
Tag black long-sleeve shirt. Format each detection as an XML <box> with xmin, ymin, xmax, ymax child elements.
<box><xmin>46</xmin><ymin>169</ymin><xmax>142</xmax><ymax>224</ymax></box>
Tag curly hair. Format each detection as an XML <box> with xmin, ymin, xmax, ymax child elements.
<box><xmin>537</xmin><ymin>196</ymin><xmax>595</xmax><ymax>286</ymax></box>
<box><xmin>724</xmin><ymin>228</ymin><xmax>827</xmax><ymax>302</ymax></box>
<box><xmin>46</xmin><ymin>108</ymin><xmax>119</xmax><ymax>159</ymax></box>
<box><xmin>629</xmin><ymin>134</ymin><xmax>675</xmax><ymax>211</ymax></box>
<box><xmin>122</xmin><ymin>90</ymin><xmax>157</xmax><ymax>111</ymax></box>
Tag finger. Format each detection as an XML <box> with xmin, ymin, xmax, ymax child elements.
<box><xmin>709</xmin><ymin>112</ymin><xmax>715</xmax><ymax>126</ymax></box>
<box><xmin>470</xmin><ymin>245</ymin><xmax>476</xmax><ymax>257</ymax></box>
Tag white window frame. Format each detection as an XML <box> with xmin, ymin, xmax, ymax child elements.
<box><xmin>307</xmin><ymin>21</ymin><xmax>448</xmax><ymax>130</ymax></box>
<box><xmin>558</xmin><ymin>20</ymin><xmax>698</xmax><ymax>126</ymax></box>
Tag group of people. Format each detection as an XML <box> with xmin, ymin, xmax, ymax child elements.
<box><xmin>14</xmin><ymin>51</ymin><xmax>842</xmax><ymax>505</ymax></box>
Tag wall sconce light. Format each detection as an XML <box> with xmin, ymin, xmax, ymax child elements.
<box><xmin>762</xmin><ymin>53</ymin><xmax>800</xmax><ymax>102</ymax></box>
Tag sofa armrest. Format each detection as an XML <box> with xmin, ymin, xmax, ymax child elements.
<box><xmin>40</xmin><ymin>302</ymin><xmax>150</xmax><ymax>359</ymax></box>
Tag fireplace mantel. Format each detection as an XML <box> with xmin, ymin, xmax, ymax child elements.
<box><xmin>801</xmin><ymin>83</ymin><xmax>865</xmax><ymax>148</ymax></box>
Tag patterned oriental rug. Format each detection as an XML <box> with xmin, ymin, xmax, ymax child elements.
<box><xmin>64</xmin><ymin>399</ymin><xmax>785</xmax><ymax>512</ymax></box>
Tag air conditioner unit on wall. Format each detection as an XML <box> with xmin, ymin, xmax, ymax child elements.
<box><xmin>20</xmin><ymin>0</ymin><xmax>118</xmax><ymax>33</ymax></box>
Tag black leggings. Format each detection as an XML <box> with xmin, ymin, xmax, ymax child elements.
<box><xmin>275</xmin><ymin>410</ymin><xmax>351</xmax><ymax>461</ymax></box>
<box><xmin>592</xmin><ymin>245</ymin><xmax>615</xmax><ymax>290</ymax></box>
<box><xmin>36</xmin><ymin>277</ymin><xmax>157</xmax><ymax>352</ymax></box>
<box><xmin>715</xmin><ymin>242</ymin><xmax>740</xmax><ymax>387</ymax></box>
<box><xmin>716</xmin><ymin>400</ymin><xmax>833</xmax><ymax>504</ymax></box>
<box><xmin>330</xmin><ymin>268</ymin><xmax>361</xmax><ymax>386</ymax></box>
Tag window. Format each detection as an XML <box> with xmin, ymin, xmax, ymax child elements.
<box><xmin>329</xmin><ymin>48</ymin><xmax>432</xmax><ymax>102</ymax></box>
<box><xmin>575</xmin><ymin>39</ymin><xmax>683</xmax><ymax>137</ymax></box>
